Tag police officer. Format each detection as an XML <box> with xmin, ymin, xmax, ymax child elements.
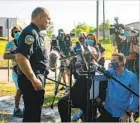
<box><xmin>15</xmin><ymin>7</ymin><xmax>51</xmax><ymax>122</ymax></box>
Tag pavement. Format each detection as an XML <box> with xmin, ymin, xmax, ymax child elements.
<box><xmin>0</xmin><ymin>96</ymin><xmax>60</xmax><ymax>122</ymax></box>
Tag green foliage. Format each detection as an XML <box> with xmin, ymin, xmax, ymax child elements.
<box><xmin>89</xmin><ymin>27</ymin><xmax>95</xmax><ymax>33</ymax></box>
<box><xmin>103</xmin><ymin>43</ymin><xmax>114</xmax><ymax>60</ymax></box>
<box><xmin>72</xmin><ymin>37</ymin><xmax>78</xmax><ymax>43</ymax></box>
<box><xmin>100</xmin><ymin>38</ymin><xmax>111</xmax><ymax>44</ymax></box>
<box><xmin>46</xmin><ymin>22</ymin><xmax>54</xmax><ymax>38</ymax></box>
<box><xmin>99</xmin><ymin>19</ymin><xmax>111</xmax><ymax>31</ymax></box>
<box><xmin>0</xmin><ymin>40</ymin><xmax>7</xmax><ymax>56</ymax></box>
<box><xmin>100</xmin><ymin>38</ymin><xmax>114</xmax><ymax>60</ymax></box>
<box><xmin>71</xmin><ymin>23</ymin><xmax>95</xmax><ymax>36</ymax></box>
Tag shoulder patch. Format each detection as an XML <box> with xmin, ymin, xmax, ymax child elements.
<box><xmin>25</xmin><ymin>35</ymin><xmax>35</xmax><ymax>45</ymax></box>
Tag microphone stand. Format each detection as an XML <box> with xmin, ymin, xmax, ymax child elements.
<box><xmin>58</xmin><ymin>50</ymin><xmax>99</xmax><ymax>122</ymax></box>
<box><xmin>82</xmin><ymin>44</ymin><xmax>96</xmax><ymax>122</ymax></box>
<box><xmin>68</xmin><ymin>59</ymin><xmax>73</xmax><ymax>122</ymax></box>
<box><xmin>79</xmin><ymin>62</ymin><xmax>139</xmax><ymax>98</ymax></box>
<box><xmin>85</xmin><ymin>51</ymin><xmax>139</xmax><ymax>98</ymax></box>
<box><xmin>95</xmin><ymin>65</ymin><xmax>139</xmax><ymax>97</ymax></box>
<box><xmin>47</xmin><ymin>77</ymin><xmax>69</xmax><ymax>109</ymax></box>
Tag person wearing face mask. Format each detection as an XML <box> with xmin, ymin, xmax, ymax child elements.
<box><xmin>71</xmin><ymin>34</ymin><xmax>101</xmax><ymax>122</ymax></box>
<box><xmin>86</xmin><ymin>34</ymin><xmax>106</xmax><ymax>66</ymax></box>
<box><xmin>97</xmin><ymin>53</ymin><xmax>139</xmax><ymax>122</ymax></box>
<box><xmin>119</xmin><ymin>27</ymin><xmax>136</xmax><ymax>73</ymax></box>
<box><xmin>56</xmin><ymin>29</ymin><xmax>67</xmax><ymax>55</ymax></box>
<box><xmin>3</xmin><ymin>26</ymin><xmax>23</xmax><ymax>118</ymax></box>
<box><xmin>126</xmin><ymin>30</ymin><xmax>139</xmax><ymax>79</ymax></box>
<box><xmin>86</xmin><ymin>34</ymin><xmax>107</xmax><ymax>119</ymax></box>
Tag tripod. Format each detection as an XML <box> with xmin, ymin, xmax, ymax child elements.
<box><xmin>51</xmin><ymin>65</ymin><xmax>70</xmax><ymax>109</ymax></box>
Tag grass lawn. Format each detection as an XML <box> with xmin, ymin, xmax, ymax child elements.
<box><xmin>0</xmin><ymin>40</ymin><xmax>7</xmax><ymax>56</ymax></box>
<box><xmin>0</xmin><ymin>81</ymin><xmax>61</xmax><ymax>107</ymax></box>
<box><xmin>102</xmin><ymin>43</ymin><xmax>114</xmax><ymax>60</ymax></box>
<box><xmin>0</xmin><ymin>40</ymin><xmax>14</xmax><ymax>67</ymax></box>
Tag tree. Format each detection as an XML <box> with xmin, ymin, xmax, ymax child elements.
<box><xmin>89</xmin><ymin>27</ymin><xmax>95</xmax><ymax>33</ymax></box>
<box><xmin>99</xmin><ymin>19</ymin><xmax>111</xmax><ymax>30</ymax></box>
<box><xmin>71</xmin><ymin>23</ymin><xmax>95</xmax><ymax>36</ymax></box>
<box><xmin>46</xmin><ymin>22</ymin><xmax>54</xmax><ymax>38</ymax></box>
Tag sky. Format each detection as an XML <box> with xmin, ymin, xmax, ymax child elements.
<box><xmin>0</xmin><ymin>0</ymin><xmax>139</xmax><ymax>35</ymax></box>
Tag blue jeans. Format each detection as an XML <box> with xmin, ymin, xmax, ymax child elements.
<box><xmin>12</xmin><ymin>71</ymin><xmax>19</xmax><ymax>89</ymax></box>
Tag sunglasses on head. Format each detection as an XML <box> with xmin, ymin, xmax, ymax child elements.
<box><xmin>87</xmin><ymin>38</ymin><xmax>92</xmax><ymax>40</ymax></box>
<box><xmin>14</xmin><ymin>31</ymin><xmax>20</xmax><ymax>34</ymax></box>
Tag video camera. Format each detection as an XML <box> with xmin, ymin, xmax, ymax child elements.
<box><xmin>64</xmin><ymin>34</ymin><xmax>72</xmax><ymax>47</ymax></box>
<box><xmin>131</xmin><ymin>29</ymin><xmax>139</xmax><ymax>45</ymax></box>
<box><xmin>110</xmin><ymin>17</ymin><xmax>125</xmax><ymax>35</ymax></box>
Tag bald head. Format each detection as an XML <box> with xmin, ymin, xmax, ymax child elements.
<box><xmin>32</xmin><ymin>7</ymin><xmax>47</xmax><ymax>19</ymax></box>
<box><xmin>31</xmin><ymin>7</ymin><xmax>51</xmax><ymax>30</ymax></box>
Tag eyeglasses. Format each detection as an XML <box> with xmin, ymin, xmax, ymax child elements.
<box><xmin>14</xmin><ymin>31</ymin><xmax>20</xmax><ymax>34</ymax></box>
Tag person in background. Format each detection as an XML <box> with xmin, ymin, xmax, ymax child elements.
<box><xmin>126</xmin><ymin>30</ymin><xmax>139</xmax><ymax>78</ymax></box>
<box><xmin>120</xmin><ymin>26</ymin><xmax>136</xmax><ymax>73</ymax></box>
<box><xmin>56</xmin><ymin>29</ymin><xmax>69</xmax><ymax>86</ymax></box>
<box><xmin>64</xmin><ymin>34</ymin><xmax>72</xmax><ymax>55</ymax></box>
<box><xmin>50</xmin><ymin>34</ymin><xmax>59</xmax><ymax>51</ymax></box>
<box><xmin>3</xmin><ymin>26</ymin><xmax>23</xmax><ymax>118</ymax></box>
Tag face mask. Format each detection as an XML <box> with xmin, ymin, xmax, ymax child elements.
<box><xmin>111</xmin><ymin>62</ymin><xmax>119</xmax><ymax>70</ymax></box>
<box><xmin>14</xmin><ymin>32</ymin><xmax>21</xmax><ymax>40</ymax></box>
<box><xmin>124</xmin><ymin>31</ymin><xmax>129</xmax><ymax>37</ymax></box>
<box><xmin>86</xmin><ymin>39</ymin><xmax>94</xmax><ymax>46</ymax></box>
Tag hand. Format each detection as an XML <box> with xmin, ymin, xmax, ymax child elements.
<box><xmin>31</xmin><ymin>77</ymin><xmax>43</xmax><ymax>91</ymax></box>
<box><xmin>119</xmin><ymin>113</ymin><xmax>129</xmax><ymax>122</ymax></box>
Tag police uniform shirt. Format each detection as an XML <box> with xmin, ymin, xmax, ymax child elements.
<box><xmin>16</xmin><ymin>23</ymin><xmax>49</xmax><ymax>74</ymax></box>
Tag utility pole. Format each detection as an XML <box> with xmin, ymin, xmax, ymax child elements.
<box><xmin>74</xmin><ymin>20</ymin><xmax>76</xmax><ymax>36</ymax></box>
<box><xmin>103</xmin><ymin>0</ymin><xmax>105</xmax><ymax>40</ymax></box>
<box><xmin>7</xmin><ymin>18</ymin><xmax>10</xmax><ymax>82</ymax></box>
<box><xmin>96</xmin><ymin>0</ymin><xmax>99</xmax><ymax>42</ymax></box>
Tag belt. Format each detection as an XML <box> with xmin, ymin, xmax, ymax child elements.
<box><xmin>34</xmin><ymin>70</ymin><xmax>46</xmax><ymax>75</ymax></box>
<box><xmin>34</xmin><ymin>70</ymin><xmax>49</xmax><ymax>78</ymax></box>
<box><xmin>18</xmin><ymin>69</ymin><xmax>49</xmax><ymax>77</ymax></box>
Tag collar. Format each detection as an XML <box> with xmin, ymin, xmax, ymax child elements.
<box><xmin>30</xmin><ymin>23</ymin><xmax>40</xmax><ymax>33</ymax></box>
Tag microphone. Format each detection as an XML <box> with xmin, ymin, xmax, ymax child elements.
<box><xmin>91</xmin><ymin>63</ymin><xmax>112</xmax><ymax>78</ymax></box>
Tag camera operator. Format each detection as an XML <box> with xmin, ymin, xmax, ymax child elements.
<box><xmin>110</xmin><ymin>18</ymin><xmax>125</xmax><ymax>52</ymax></box>
<box><xmin>64</xmin><ymin>34</ymin><xmax>72</xmax><ymax>56</ymax></box>
<box><xmin>119</xmin><ymin>27</ymin><xmax>136</xmax><ymax>73</ymax></box>
<box><xmin>126</xmin><ymin>30</ymin><xmax>139</xmax><ymax>78</ymax></box>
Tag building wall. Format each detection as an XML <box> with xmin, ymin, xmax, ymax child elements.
<box><xmin>125</xmin><ymin>22</ymin><xmax>140</xmax><ymax>30</ymax></box>
<box><xmin>0</xmin><ymin>17</ymin><xmax>26</xmax><ymax>37</ymax></box>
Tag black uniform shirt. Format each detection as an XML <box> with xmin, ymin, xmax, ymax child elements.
<box><xmin>16</xmin><ymin>23</ymin><xmax>49</xmax><ymax>74</ymax></box>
